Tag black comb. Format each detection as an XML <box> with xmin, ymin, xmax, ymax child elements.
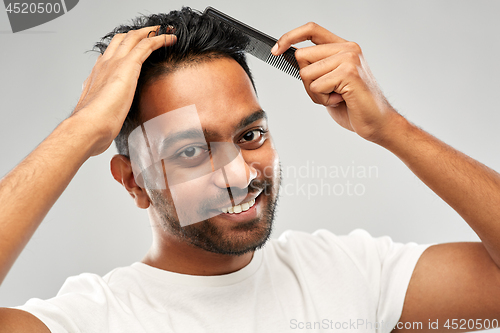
<box><xmin>204</xmin><ymin>7</ymin><xmax>301</xmax><ymax>80</ymax></box>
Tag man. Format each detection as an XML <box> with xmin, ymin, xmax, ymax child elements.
<box><xmin>0</xmin><ymin>6</ymin><xmax>499</xmax><ymax>332</ymax></box>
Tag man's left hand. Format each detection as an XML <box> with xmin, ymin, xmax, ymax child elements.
<box><xmin>273</xmin><ymin>22</ymin><xmax>399</xmax><ymax>144</ymax></box>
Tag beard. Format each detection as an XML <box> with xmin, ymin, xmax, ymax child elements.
<box><xmin>148</xmin><ymin>164</ymin><xmax>282</xmax><ymax>256</ymax></box>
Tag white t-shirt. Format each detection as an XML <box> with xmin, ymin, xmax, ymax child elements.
<box><xmin>15</xmin><ymin>229</ymin><xmax>430</xmax><ymax>333</ymax></box>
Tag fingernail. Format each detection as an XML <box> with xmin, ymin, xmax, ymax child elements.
<box><xmin>166</xmin><ymin>25</ymin><xmax>176</xmax><ymax>34</ymax></box>
<box><xmin>271</xmin><ymin>43</ymin><xmax>278</xmax><ymax>55</ymax></box>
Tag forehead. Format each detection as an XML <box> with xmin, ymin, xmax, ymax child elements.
<box><xmin>139</xmin><ymin>57</ymin><xmax>262</xmax><ymax>134</ymax></box>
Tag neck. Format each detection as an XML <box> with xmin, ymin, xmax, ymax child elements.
<box><xmin>141</xmin><ymin>234</ymin><xmax>254</xmax><ymax>276</ymax></box>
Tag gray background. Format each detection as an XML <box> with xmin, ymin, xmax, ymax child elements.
<box><xmin>0</xmin><ymin>0</ymin><xmax>499</xmax><ymax>329</ymax></box>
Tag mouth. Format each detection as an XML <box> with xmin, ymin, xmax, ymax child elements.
<box><xmin>210</xmin><ymin>192</ymin><xmax>262</xmax><ymax>222</ymax></box>
<box><xmin>219</xmin><ymin>197</ymin><xmax>257</xmax><ymax>214</ymax></box>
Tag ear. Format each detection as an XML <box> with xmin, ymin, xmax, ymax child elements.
<box><xmin>110</xmin><ymin>155</ymin><xmax>150</xmax><ymax>209</ymax></box>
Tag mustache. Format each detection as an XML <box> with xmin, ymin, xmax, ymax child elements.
<box><xmin>199</xmin><ymin>178</ymin><xmax>273</xmax><ymax>211</ymax></box>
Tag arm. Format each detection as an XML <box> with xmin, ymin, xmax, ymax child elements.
<box><xmin>384</xmin><ymin>115</ymin><xmax>500</xmax><ymax>331</ymax></box>
<box><xmin>273</xmin><ymin>23</ymin><xmax>500</xmax><ymax>331</ymax></box>
<box><xmin>0</xmin><ymin>27</ymin><xmax>176</xmax><ymax>331</ymax></box>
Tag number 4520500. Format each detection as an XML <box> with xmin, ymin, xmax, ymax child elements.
<box><xmin>444</xmin><ymin>319</ymin><xmax>498</xmax><ymax>330</ymax></box>
<box><xmin>5</xmin><ymin>2</ymin><xmax>62</xmax><ymax>14</ymax></box>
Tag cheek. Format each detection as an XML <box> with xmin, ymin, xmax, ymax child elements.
<box><xmin>168</xmin><ymin>174</ymin><xmax>214</xmax><ymax>202</ymax></box>
<box><xmin>166</xmin><ymin>176</ymin><xmax>221</xmax><ymax>227</ymax></box>
<box><xmin>243</xmin><ymin>139</ymin><xmax>280</xmax><ymax>180</ymax></box>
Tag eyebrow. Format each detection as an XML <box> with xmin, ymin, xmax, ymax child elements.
<box><xmin>158</xmin><ymin>109</ymin><xmax>267</xmax><ymax>150</ymax></box>
<box><xmin>236</xmin><ymin>109</ymin><xmax>267</xmax><ymax>132</ymax></box>
<box><xmin>159</xmin><ymin>128</ymin><xmax>206</xmax><ymax>151</ymax></box>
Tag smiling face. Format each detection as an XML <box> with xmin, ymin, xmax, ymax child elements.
<box><xmin>137</xmin><ymin>56</ymin><xmax>281</xmax><ymax>256</ymax></box>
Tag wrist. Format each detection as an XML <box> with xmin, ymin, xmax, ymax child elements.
<box><xmin>371</xmin><ymin>111</ymin><xmax>413</xmax><ymax>150</ymax></box>
<box><xmin>62</xmin><ymin>110</ymin><xmax>116</xmax><ymax>158</ymax></box>
<box><xmin>56</xmin><ymin>114</ymin><xmax>107</xmax><ymax>161</ymax></box>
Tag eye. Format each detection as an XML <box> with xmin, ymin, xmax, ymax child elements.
<box><xmin>178</xmin><ymin>146</ymin><xmax>207</xmax><ymax>159</ymax></box>
<box><xmin>239</xmin><ymin>129</ymin><xmax>266</xmax><ymax>144</ymax></box>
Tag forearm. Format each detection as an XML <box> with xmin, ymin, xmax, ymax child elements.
<box><xmin>0</xmin><ymin>116</ymin><xmax>97</xmax><ymax>285</ymax></box>
<box><xmin>0</xmin><ymin>26</ymin><xmax>175</xmax><ymax>288</ymax></box>
<box><xmin>381</xmin><ymin>113</ymin><xmax>500</xmax><ymax>266</ymax></box>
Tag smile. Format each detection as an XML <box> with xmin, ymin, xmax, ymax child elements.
<box><xmin>219</xmin><ymin>198</ymin><xmax>257</xmax><ymax>214</ymax></box>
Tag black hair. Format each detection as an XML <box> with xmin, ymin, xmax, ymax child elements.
<box><xmin>93</xmin><ymin>7</ymin><xmax>255</xmax><ymax>157</ymax></box>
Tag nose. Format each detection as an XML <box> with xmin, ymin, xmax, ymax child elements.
<box><xmin>210</xmin><ymin>144</ymin><xmax>257</xmax><ymax>190</ymax></box>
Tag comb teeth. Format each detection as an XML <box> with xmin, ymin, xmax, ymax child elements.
<box><xmin>246</xmin><ymin>35</ymin><xmax>301</xmax><ymax>80</ymax></box>
<box><xmin>204</xmin><ymin>7</ymin><xmax>302</xmax><ymax>80</ymax></box>
<box><xmin>264</xmin><ymin>49</ymin><xmax>301</xmax><ymax>80</ymax></box>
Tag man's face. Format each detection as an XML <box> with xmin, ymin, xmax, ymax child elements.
<box><xmin>137</xmin><ymin>57</ymin><xmax>281</xmax><ymax>256</ymax></box>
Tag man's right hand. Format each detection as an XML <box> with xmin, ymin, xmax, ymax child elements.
<box><xmin>71</xmin><ymin>26</ymin><xmax>177</xmax><ymax>157</ymax></box>
<box><xmin>0</xmin><ymin>25</ymin><xmax>176</xmax><ymax>332</ymax></box>
<box><xmin>0</xmin><ymin>26</ymin><xmax>175</xmax><ymax>292</ymax></box>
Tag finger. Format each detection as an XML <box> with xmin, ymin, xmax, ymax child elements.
<box><xmin>102</xmin><ymin>26</ymin><xmax>161</xmax><ymax>59</ymax></box>
<box><xmin>101</xmin><ymin>33</ymin><xmax>126</xmax><ymax>59</ymax></box>
<box><xmin>78</xmin><ymin>53</ymin><xmax>105</xmax><ymax>102</ymax></box>
<box><xmin>294</xmin><ymin>42</ymin><xmax>360</xmax><ymax>68</ymax></box>
<box><xmin>272</xmin><ymin>22</ymin><xmax>347</xmax><ymax>56</ymax></box>
<box><xmin>299</xmin><ymin>52</ymin><xmax>353</xmax><ymax>105</ymax></box>
<box><xmin>308</xmin><ymin>64</ymin><xmax>355</xmax><ymax>106</ymax></box>
<box><xmin>124</xmin><ymin>33</ymin><xmax>177</xmax><ymax>65</ymax></box>
<box><xmin>300</xmin><ymin>50</ymin><xmax>361</xmax><ymax>84</ymax></box>
<box><xmin>77</xmin><ymin>32</ymin><xmax>173</xmax><ymax>111</ymax></box>
<box><xmin>113</xmin><ymin>25</ymin><xmax>163</xmax><ymax>57</ymax></box>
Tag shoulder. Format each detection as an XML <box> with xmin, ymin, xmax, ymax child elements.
<box><xmin>55</xmin><ymin>266</ymin><xmax>130</xmax><ymax>296</ymax></box>
<box><xmin>264</xmin><ymin>228</ymin><xmax>429</xmax><ymax>280</ymax></box>
<box><xmin>0</xmin><ymin>308</ymin><xmax>51</xmax><ymax>333</ymax></box>
<box><xmin>13</xmin><ymin>265</ymin><xmax>138</xmax><ymax>333</ymax></box>
<box><xmin>268</xmin><ymin>228</ymin><xmax>404</xmax><ymax>259</ymax></box>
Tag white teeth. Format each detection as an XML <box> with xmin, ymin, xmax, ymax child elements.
<box><xmin>220</xmin><ymin>198</ymin><xmax>256</xmax><ymax>214</ymax></box>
